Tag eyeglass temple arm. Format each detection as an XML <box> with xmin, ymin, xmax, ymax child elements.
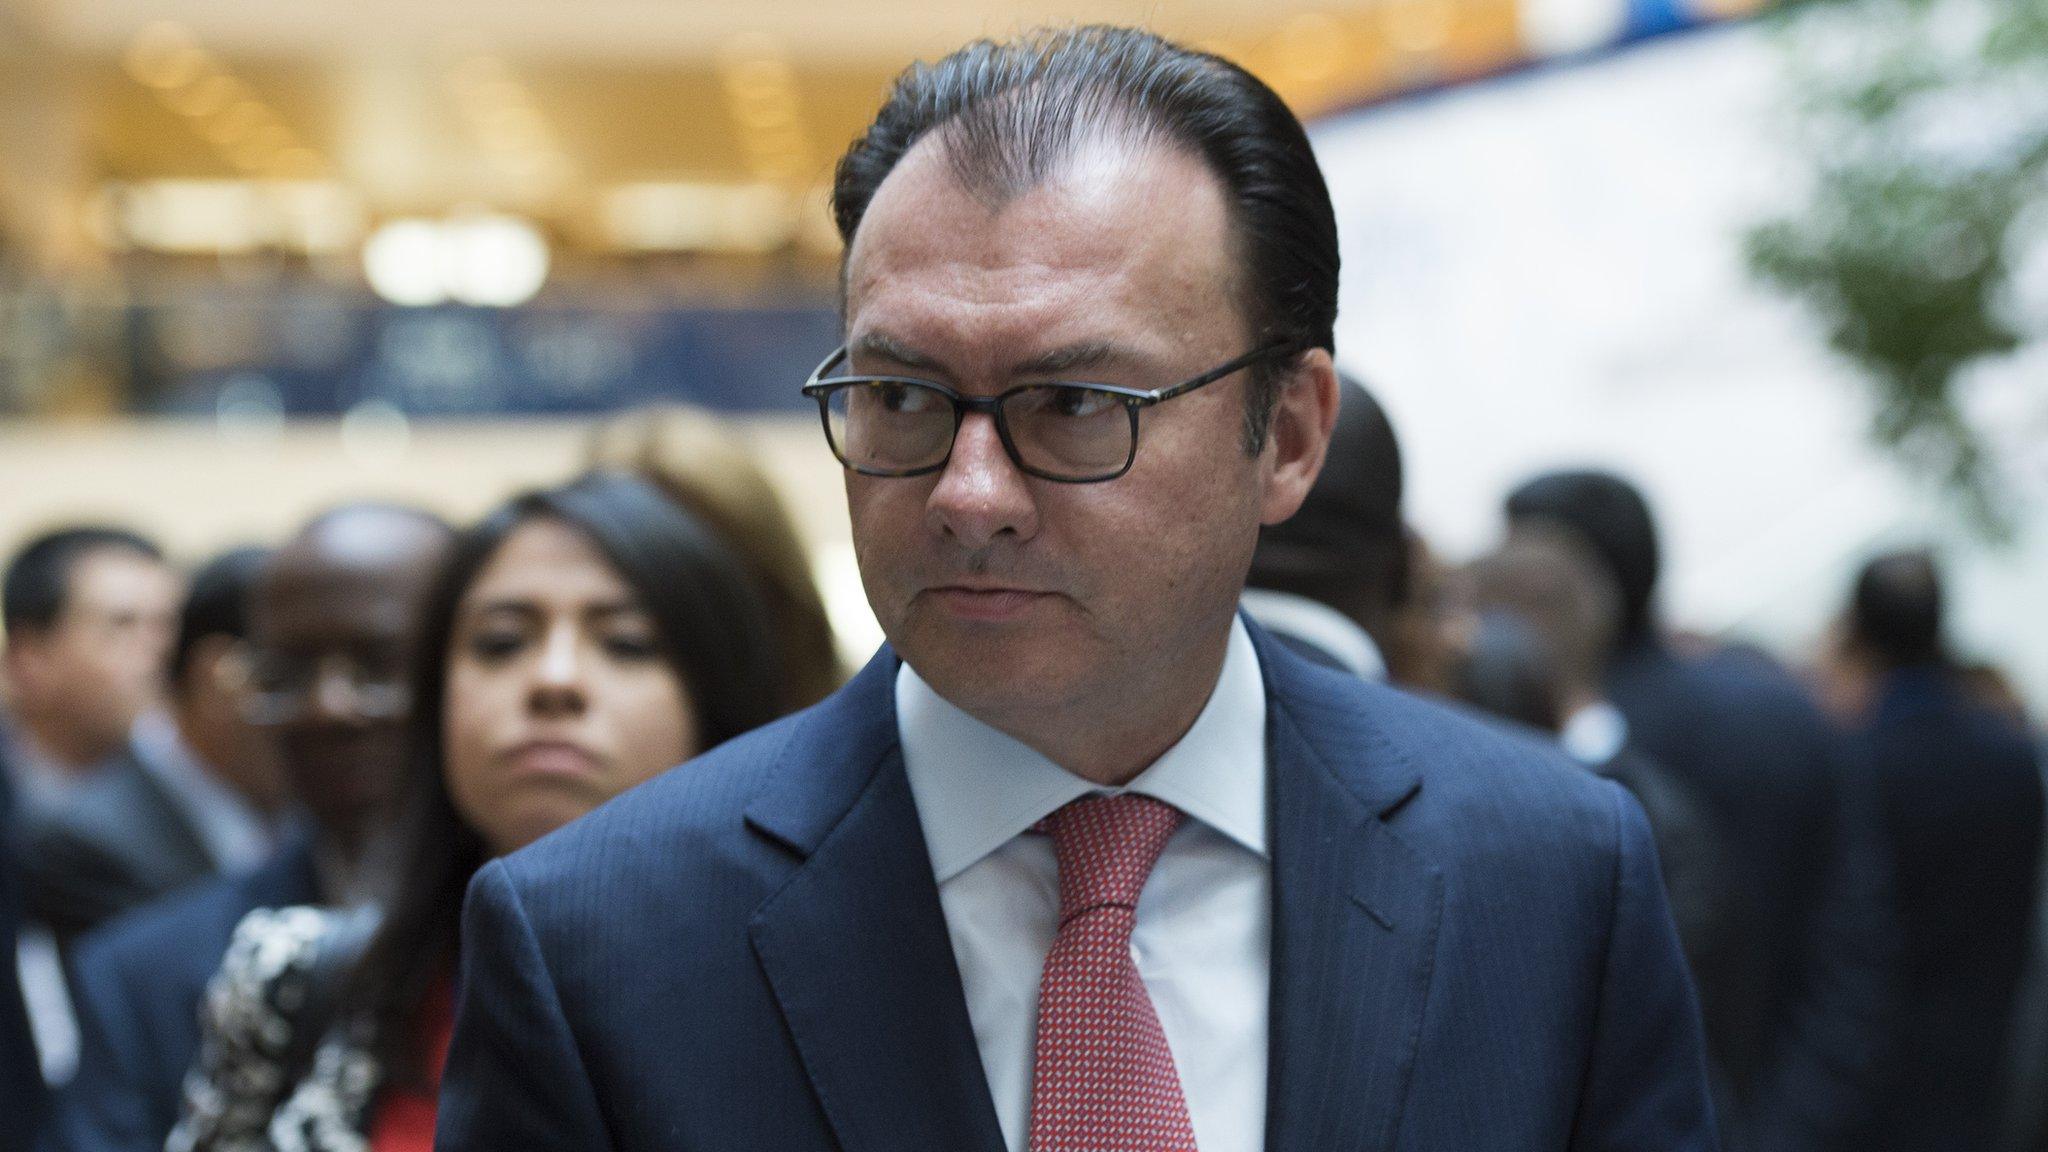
<box><xmin>1143</xmin><ymin>341</ymin><xmax>1299</xmax><ymax>403</ymax></box>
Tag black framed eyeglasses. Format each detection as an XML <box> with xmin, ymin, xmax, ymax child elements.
<box><xmin>800</xmin><ymin>341</ymin><xmax>1299</xmax><ymax>483</ymax></box>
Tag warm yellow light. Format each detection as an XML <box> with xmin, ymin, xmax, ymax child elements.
<box><xmin>601</xmin><ymin>182</ymin><xmax>798</xmax><ymax>254</ymax></box>
<box><xmin>124</xmin><ymin>22</ymin><xmax>206</xmax><ymax>90</ymax></box>
<box><xmin>1383</xmin><ymin>0</ymin><xmax>1453</xmax><ymax>55</ymax></box>
<box><xmin>1270</xmin><ymin>13</ymin><xmax>1353</xmax><ymax>88</ymax></box>
<box><xmin>207</xmin><ymin>100</ymin><xmax>272</xmax><ymax>146</ymax></box>
<box><xmin>165</xmin><ymin>73</ymin><xmax>242</xmax><ymax>119</ymax></box>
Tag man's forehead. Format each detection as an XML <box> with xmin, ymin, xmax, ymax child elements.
<box><xmin>253</xmin><ymin>571</ymin><xmax>418</xmax><ymax>642</ymax></box>
<box><xmin>843</xmin><ymin>132</ymin><xmax>1228</xmax><ymax>319</ymax></box>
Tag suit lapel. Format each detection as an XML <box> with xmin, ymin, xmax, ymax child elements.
<box><xmin>1258</xmin><ymin>629</ymin><xmax>1443</xmax><ymax>1152</ymax></box>
<box><xmin>120</xmin><ymin>753</ymin><xmax>218</xmax><ymax>882</ymax></box>
<box><xmin>746</xmin><ymin>651</ymin><xmax>1007</xmax><ymax>1152</ymax></box>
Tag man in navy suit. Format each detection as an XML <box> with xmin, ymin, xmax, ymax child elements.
<box><xmin>1506</xmin><ymin>470</ymin><xmax>1894</xmax><ymax>1152</ymax></box>
<box><xmin>1838</xmin><ymin>550</ymin><xmax>2042</xmax><ymax>1152</ymax></box>
<box><xmin>43</xmin><ymin>505</ymin><xmax>450</xmax><ymax>1152</ymax></box>
<box><xmin>439</xmin><ymin>27</ymin><xmax>1717</xmax><ymax>1152</ymax></box>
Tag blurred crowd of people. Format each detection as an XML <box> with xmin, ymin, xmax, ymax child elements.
<box><xmin>0</xmin><ymin>380</ymin><xmax>2041</xmax><ymax>1152</ymax></box>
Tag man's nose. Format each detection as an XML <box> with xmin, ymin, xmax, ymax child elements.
<box><xmin>925</xmin><ymin>412</ymin><xmax>1039</xmax><ymax>550</ymax></box>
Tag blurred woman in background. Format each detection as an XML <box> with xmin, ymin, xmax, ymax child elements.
<box><xmin>169</xmin><ymin>472</ymin><xmax>782</xmax><ymax>1152</ymax></box>
<box><xmin>589</xmin><ymin>403</ymin><xmax>846</xmax><ymax>712</ymax></box>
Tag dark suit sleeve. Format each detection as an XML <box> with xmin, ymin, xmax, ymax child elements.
<box><xmin>2</xmin><ymin>802</ymin><xmax>49</xmax><ymax>1152</ymax></box>
<box><xmin>1740</xmin><ymin>750</ymin><xmax>1897</xmax><ymax>1152</ymax></box>
<box><xmin>1570</xmin><ymin>785</ymin><xmax>1720</xmax><ymax>1152</ymax></box>
<box><xmin>40</xmin><ymin>941</ymin><xmax>162</xmax><ymax>1152</ymax></box>
<box><xmin>18</xmin><ymin>819</ymin><xmax>151</xmax><ymax>947</ymax></box>
<box><xmin>436</xmin><ymin>859</ymin><xmax>614</xmax><ymax>1152</ymax></box>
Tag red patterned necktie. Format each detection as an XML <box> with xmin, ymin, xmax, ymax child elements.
<box><xmin>1028</xmin><ymin>792</ymin><xmax>1199</xmax><ymax>1152</ymax></box>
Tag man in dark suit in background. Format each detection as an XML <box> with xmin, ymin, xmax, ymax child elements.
<box><xmin>2</xmin><ymin>767</ymin><xmax>49</xmax><ymax>1150</ymax></box>
<box><xmin>1456</xmin><ymin>527</ymin><xmax>1732</xmax><ymax>1046</ymax></box>
<box><xmin>43</xmin><ymin>505</ymin><xmax>451</xmax><ymax>1152</ymax></box>
<box><xmin>1506</xmin><ymin>469</ymin><xmax>1894</xmax><ymax>1152</ymax></box>
<box><xmin>1837</xmin><ymin>549</ymin><xmax>2042</xmax><ymax>1152</ymax></box>
<box><xmin>439</xmin><ymin>28</ymin><xmax>1716</xmax><ymax>1152</ymax></box>
<box><xmin>1241</xmin><ymin>375</ymin><xmax>1406</xmax><ymax>681</ymax></box>
<box><xmin>22</xmin><ymin>547</ymin><xmax>288</xmax><ymax>944</ymax></box>
<box><xmin>3</xmin><ymin>527</ymin><xmax>182</xmax><ymax>1098</ymax></box>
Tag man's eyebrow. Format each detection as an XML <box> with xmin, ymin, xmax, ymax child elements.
<box><xmin>851</xmin><ymin>334</ymin><xmax>1147</xmax><ymax>379</ymax></box>
<box><xmin>1011</xmin><ymin>341</ymin><xmax>1138</xmax><ymax>378</ymax></box>
<box><xmin>850</xmin><ymin>333</ymin><xmax>945</xmax><ymax>373</ymax></box>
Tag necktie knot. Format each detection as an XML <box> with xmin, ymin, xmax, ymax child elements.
<box><xmin>1037</xmin><ymin>793</ymin><xmax>1184</xmax><ymax>921</ymax></box>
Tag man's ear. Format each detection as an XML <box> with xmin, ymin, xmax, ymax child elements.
<box><xmin>1259</xmin><ymin>348</ymin><xmax>1341</xmax><ymax>526</ymax></box>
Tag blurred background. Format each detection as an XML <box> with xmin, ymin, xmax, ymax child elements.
<box><xmin>0</xmin><ymin>0</ymin><xmax>2042</xmax><ymax>701</ymax></box>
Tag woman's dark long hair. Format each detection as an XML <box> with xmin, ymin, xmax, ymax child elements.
<box><xmin>345</xmin><ymin>471</ymin><xmax>783</xmax><ymax>1082</ymax></box>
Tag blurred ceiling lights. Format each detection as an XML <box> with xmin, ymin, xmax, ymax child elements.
<box><xmin>717</xmin><ymin>34</ymin><xmax>818</xmax><ymax>188</ymax></box>
<box><xmin>40</xmin><ymin>1</ymin><xmax>1770</xmax><ymax>277</ymax></box>
<box><xmin>446</xmin><ymin>55</ymin><xmax>575</xmax><ymax>200</ymax></box>
<box><xmin>123</xmin><ymin>21</ymin><xmax>326</xmax><ymax>179</ymax></box>
<box><xmin>88</xmin><ymin>180</ymin><xmax>364</xmax><ymax>254</ymax></box>
<box><xmin>361</xmin><ymin>214</ymin><xmax>550</xmax><ymax>307</ymax></box>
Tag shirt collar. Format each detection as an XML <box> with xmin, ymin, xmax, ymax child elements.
<box><xmin>1</xmin><ymin>713</ymin><xmax>102</xmax><ymax>815</ymax></box>
<box><xmin>899</xmin><ymin>616</ymin><xmax>1268</xmax><ymax>885</ymax></box>
<box><xmin>1236</xmin><ymin>588</ymin><xmax>1385</xmax><ymax>681</ymax></box>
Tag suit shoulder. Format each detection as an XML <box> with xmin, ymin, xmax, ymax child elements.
<box><xmin>72</xmin><ymin>869</ymin><xmax>265</xmax><ymax>986</ymax></box>
<box><xmin>1286</xmin><ymin>671</ymin><xmax>1630</xmax><ymax>857</ymax></box>
<box><xmin>496</xmin><ymin>707</ymin><xmax>810</xmax><ymax>884</ymax></box>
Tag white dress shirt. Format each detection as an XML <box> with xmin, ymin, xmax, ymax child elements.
<box><xmin>898</xmin><ymin>617</ymin><xmax>1271</xmax><ymax>1152</ymax></box>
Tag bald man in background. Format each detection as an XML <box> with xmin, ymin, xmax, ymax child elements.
<box><xmin>42</xmin><ymin>505</ymin><xmax>452</xmax><ymax>1152</ymax></box>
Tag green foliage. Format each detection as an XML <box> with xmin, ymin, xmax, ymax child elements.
<box><xmin>1746</xmin><ymin>0</ymin><xmax>2048</xmax><ymax>539</ymax></box>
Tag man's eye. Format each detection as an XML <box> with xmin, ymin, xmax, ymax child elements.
<box><xmin>876</xmin><ymin>383</ymin><xmax>938</xmax><ymax>414</ymax></box>
<box><xmin>1049</xmin><ymin>388</ymin><xmax>1119</xmax><ymax>418</ymax></box>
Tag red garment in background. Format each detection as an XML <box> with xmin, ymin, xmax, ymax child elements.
<box><xmin>368</xmin><ymin>977</ymin><xmax>455</xmax><ymax>1152</ymax></box>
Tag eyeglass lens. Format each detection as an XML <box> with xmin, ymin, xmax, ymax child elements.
<box><xmin>822</xmin><ymin>380</ymin><xmax>1133</xmax><ymax>479</ymax></box>
<box><xmin>242</xmin><ymin>650</ymin><xmax>412</xmax><ymax>725</ymax></box>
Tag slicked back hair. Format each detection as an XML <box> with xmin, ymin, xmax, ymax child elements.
<box><xmin>832</xmin><ymin>25</ymin><xmax>1339</xmax><ymax>453</ymax></box>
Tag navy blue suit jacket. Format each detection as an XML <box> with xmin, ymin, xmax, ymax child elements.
<box><xmin>1608</xmin><ymin>641</ymin><xmax>1893</xmax><ymax>1152</ymax></box>
<box><xmin>1</xmin><ymin>762</ymin><xmax>50</xmax><ymax>1152</ymax></box>
<box><xmin>438</xmin><ymin>627</ymin><xmax>1716</xmax><ymax>1152</ymax></box>
<box><xmin>40</xmin><ymin>838</ymin><xmax>320</xmax><ymax>1152</ymax></box>
<box><xmin>1850</xmin><ymin>666</ymin><xmax>2043</xmax><ymax>1152</ymax></box>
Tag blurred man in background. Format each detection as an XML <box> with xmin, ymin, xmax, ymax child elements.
<box><xmin>20</xmin><ymin>547</ymin><xmax>287</xmax><ymax>944</ymax></box>
<box><xmin>1505</xmin><ymin>468</ymin><xmax>1894</xmax><ymax>1152</ymax></box>
<box><xmin>1456</xmin><ymin>527</ymin><xmax>1731</xmax><ymax>1057</ymax></box>
<box><xmin>43</xmin><ymin>504</ymin><xmax>451</xmax><ymax>1152</ymax></box>
<box><xmin>1</xmin><ymin>528</ymin><xmax>180</xmax><ymax>815</ymax></box>
<box><xmin>1241</xmin><ymin>374</ymin><xmax>1405</xmax><ymax>680</ymax></box>
<box><xmin>2</xmin><ymin>527</ymin><xmax>181</xmax><ymax>1096</ymax></box>
<box><xmin>1836</xmin><ymin>549</ymin><xmax>2042</xmax><ymax>1152</ymax></box>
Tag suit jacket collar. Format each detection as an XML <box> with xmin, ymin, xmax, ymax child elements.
<box><xmin>745</xmin><ymin>646</ymin><xmax>1008</xmax><ymax>1152</ymax></box>
<box><xmin>1255</xmin><ymin>623</ymin><xmax>1440</xmax><ymax>1152</ymax></box>
<box><xmin>742</xmin><ymin>621</ymin><xmax>1440</xmax><ymax>1152</ymax></box>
